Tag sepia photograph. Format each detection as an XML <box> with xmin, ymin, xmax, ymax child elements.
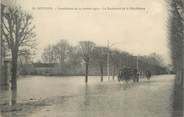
<box><xmin>0</xmin><ymin>0</ymin><xmax>184</xmax><ymax>116</ymax></box>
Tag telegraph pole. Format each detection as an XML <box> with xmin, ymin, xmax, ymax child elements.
<box><xmin>107</xmin><ymin>40</ymin><xmax>110</xmax><ymax>80</ymax></box>
<box><xmin>136</xmin><ymin>55</ymin><xmax>139</xmax><ymax>78</ymax></box>
<box><xmin>136</xmin><ymin>56</ymin><xmax>139</xmax><ymax>71</ymax></box>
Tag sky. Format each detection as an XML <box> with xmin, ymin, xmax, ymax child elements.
<box><xmin>13</xmin><ymin>0</ymin><xmax>171</xmax><ymax>64</ymax></box>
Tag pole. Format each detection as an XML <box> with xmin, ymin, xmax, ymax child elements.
<box><xmin>136</xmin><ymin>55</ymin><xmax>139</xmax><ymax>78</ymax></box>
<box><xmin>107</xmin><ymin>40</ymin><xmax>110</xmax><ymax>80</ymax></box>
<box><xmin>136</xmin><ymin>56</ymin><xmax>138</xmax><ymax>70</ymax></box>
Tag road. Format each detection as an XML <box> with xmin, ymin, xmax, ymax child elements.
<box><xmin>0</xmin><ymin>75</ymin><xmax>183</xmax><ymax>117</ymax></box>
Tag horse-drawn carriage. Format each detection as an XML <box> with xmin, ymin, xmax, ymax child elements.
<box><xmin>118</xmin><ymin>67</ymin><xmax>139</xmax><ymax>82</ymax></box>
<box><xmin>118</xmin><ymin>67</ymin><xmax>152</xmax><ymax>82</ymax></box>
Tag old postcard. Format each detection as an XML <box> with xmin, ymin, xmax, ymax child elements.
<box><xmin>0</xmin><ymin>0</ymin><xmax>184</xmax><ymax>117</ymax></box>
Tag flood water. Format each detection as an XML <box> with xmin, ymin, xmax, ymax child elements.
<box><xmin>0</xmin><ymin>75</ymin><xmax>183</xmax><ymax>117</ymax></box>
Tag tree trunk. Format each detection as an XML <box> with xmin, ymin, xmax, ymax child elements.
<box><xmin>112</xmin><ymin>65</ymin><xmax>116</xmax><ymax>80</ymax></box>
<box><xmin>182</xmin><ymin>70</ymin><xmax>184</xmax><ymax>88</ymax></box>
<box><xmin>11</xmin><ymin>50</ymin><xmax>18</xmax><ymax>90</ymax></box>
<box><xmin>85</xmin><ymin>62</ymin><xmax>89</xmax><ymax>83</ymax></box>
<box><xmin>176</xmin><ymin>70</ymin><xmax>184</xmax><ymax>87</ymax></box>
<box><xmin>100</xmin><ymin>65</ymin><xmax>103</xmax><ymax>82</ymax></box>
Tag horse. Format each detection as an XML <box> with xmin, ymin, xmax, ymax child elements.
<box><xmin>145</xmin><ymin>71</ymin><xmax>151</xmax><ymax>80</ymax></box>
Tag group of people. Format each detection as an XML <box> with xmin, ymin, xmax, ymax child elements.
<box><xmin>118</xmin><ymin>67</ymin><xmax>152</xmax><ymax>82</ymax></box>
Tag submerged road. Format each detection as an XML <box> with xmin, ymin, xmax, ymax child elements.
<box><xmin>0</xmin><ymin>75</ymin><xmax>183</xmax><ymax>117</ymax></box>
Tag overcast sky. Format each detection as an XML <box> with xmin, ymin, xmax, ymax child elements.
<box><xmin>15</xmin><ymin>0</ymin><xmax>171</xmax><ymax>64</ymax></box>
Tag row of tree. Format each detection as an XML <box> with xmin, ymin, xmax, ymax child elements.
<box><xmin>26</xmin><ymin>40</ymin><xmax>168</xmax><ymax>83</ymax></box>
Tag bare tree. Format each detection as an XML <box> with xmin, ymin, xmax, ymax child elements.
<box><xmin>93</xmin><ymin>46</ymin><xmax>107</xmax><ymax>82</ymax></box>
<box><xmin>42</xmin><ymin>45</ymin><xmax>57</xmax><ymax>63</ymax></box>
<box><xmin>41</xmin><ymin>40</ymin><xmax>71</xmax><ymax>74</ymax></box>
<box><xmin>79</xmin><ymin>41</ymin><xmax>95</xmax><ymax>83</ymax></box>
<box><xmin>54</xmin><ymin>40</ymin><xmax>70</xmax><ymax>69</ymax></box>
<box><xmin>1</xmin><ymin>6</ymin><xmax>36</xmax><ymax>89</ymax></box>
<box><xmin>110</xmin><ymin>49</ymin><xmax>122</xmax><ymax>80</ymax></box>
<box><xmin>149</xmin><ymin>53</ymin><xmax>165</xmax><ymax>67</ymax></box>
<box><xmin>66</xmin><ymin>46</ymin><xmax>82</xmax><ymax>74</ymax></box>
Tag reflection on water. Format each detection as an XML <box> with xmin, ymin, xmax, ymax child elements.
<box><xmin>0</xmin><ymin>88</ymin><xmax>17</xmax><ymax>106</ymax></box>
<box><xmin>10</xmin><ymin>89</ymin><xmax>17</xmax><ymax>105</ymax></box>
<box><xmin>0</xmin><ymin>75</ymin><xmax>181</xmax><ymax>117</ymax></box>
<box><xmin>172</xmin><ymin>85</ymin><xmax>184</xmax><ymax>117</ymax></box>
<box><xmin>84</xmin><ymin>84</ymin><xmax>89</xmax><ymax>106</ymax></box>
<box><xmin>0</xmin><ymin>88</ymin><xmax>17</xmax><ymax>117</ymax></box>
